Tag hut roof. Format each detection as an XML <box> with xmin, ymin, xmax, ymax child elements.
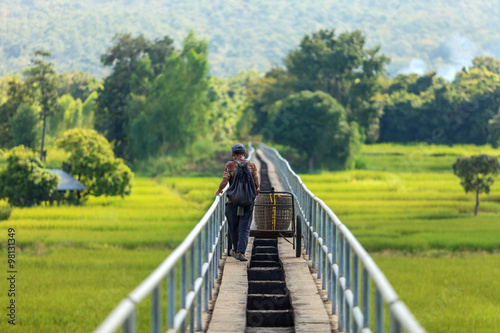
<box><xmin>48</xmin><ymin>169</ymin><xmax>87</xmax><ymax>191</ymax></box>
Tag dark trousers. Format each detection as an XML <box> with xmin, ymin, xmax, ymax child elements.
<box><xmin>225</xmin><ymin>202</ymin><xmax>254</xmax><ymax>254</ymax></box>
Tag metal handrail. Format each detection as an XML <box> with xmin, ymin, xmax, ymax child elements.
<box><xmin>259</xmin><ymin>143</ymin><xmax>425</xmax><ymax>333</ymax></box>
<box><xmin>95</xmin><ymin>145</ymin><xmax>255</xmax><ymax>333</ymax></box>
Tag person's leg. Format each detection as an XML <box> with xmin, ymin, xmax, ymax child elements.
<box><xmin>236</xmin><ymin>204</ymin><xmax>254</xmax><ymax>254</ymax></box>
<box><xmin>225</xmin><ymin>203</ymin><xmax>239</xmax><ymax>252</ymax></box>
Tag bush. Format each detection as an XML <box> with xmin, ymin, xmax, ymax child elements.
<box><xmin>0</xmin><ymin>146</ymin><xmax>58</xmax><ymax>207</ymax></box>
<box><xmin>0</xmin><ymin>204</ymin><xmax>11</xmax><ymax>221</ymax></box>
<box><xmin>57</xmin><ymin>129</ymin><xmax>134</xmax><ymax>199</ymax></box>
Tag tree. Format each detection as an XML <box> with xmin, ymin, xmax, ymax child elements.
<box><xmin>95</xmin><ymin>33</ymin><xmax>174</xmax><ymax>159</ymax></box>
<box><xmin>453</xmin><ymin>154</ymin><xmax>500</xmax><ymax>215</ymax></box>
<box><xmin>243</xmin><ymin>68</ymin><xmax>298</xmax><ymax>136</ymax></box>
<box><xmin>451</xmin><ymin>62</ymin><xmax>500</xmax><ymax>144</ymax></box>
<box><xmin>0</xmin><ymin>76</ymin><xmax>34</xmax><ymax>148</ymax></box>
<box><xmin>209</xmin><ymin>70</ymin><xmax>259</xmax><ymax>141</ymax></box>
<box><xmin>269</xmin><ymin>90</ymin><xmax>360</xmax><ymax>172</ymax></box>
<box><xmin>0</xmin><ymin>146</ymin><xmax>58</xmax><ymax>207</ymax></box>
<box><xmin>284</xmin><ymin>29</ymin><xmax>389</xmax><ymax>131</ymax></box>
<box><xmin>56</xmin><ymin>70</ymin><xmax>101</xmax><ymax>102</ymax></box>
<box><xmin>24</xmin><ymin>50</ymin><xmax>58</xmax><ymax>160</ymax></box>
<box><xmin>11</xmin><ymin>103</ymin><xmax>40</xmax><ymax>149</ymax></box>
<box><xmin>488</xmin><ymin>111</ymin><xmax>500</xmax><ymax>148</ymax></box>
<box><xmin>56</xmin><ymin>129</ymin><xmax>133</xmax><ymax>199</ymax></box>
<box><xmin>127</xmin><ymin>31</ymin><xmax>211</xmax><ymax>159</ymax></box>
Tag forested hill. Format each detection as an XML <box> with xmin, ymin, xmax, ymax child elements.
<box><xmin>2</xmin><ymin>0</ymin><xmax>499</xmax><ymax>78</ymax></box>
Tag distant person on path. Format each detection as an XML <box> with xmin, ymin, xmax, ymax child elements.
<box><xmin>216</xmin><ymin>143</ymin><xmax>260</xmax><ymax>261</ymax></box>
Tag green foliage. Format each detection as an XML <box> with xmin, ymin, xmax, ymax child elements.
<box><xmin>11</xmin><ymin>103</ymin><xmax>40</xmax><ymax>149</ymax></box>
<box><xmin>49</xmin><ymin>92</ymin><xmax>96</xmax><ymax>136</ymax></box>
<box><xmin>23</xmin><ymin>51</ymin><xmax>59</xmax><ymax>159</ymax></box>
<box><xmin>57</xmin><ymin>129</ymin><xmax>134</xmax><ymax>199</ymax></box>
<box><xmin>127</xmin><ymin>31</ymin><xmax>211</xmax><ymax>160</ymax></box>
<box><xmin>0</xmin><ymin>76</ymin><xmax>35</xmax><ymax>148</ymax></box>
<box><xmin>56</xmin><ymin>70</ymin><xmax>101</xmax><ymax>101</ymax></box>
<box><xmin>244</xmin><ymin>29</ymin><xmax>388</xmax><ymax>140</ymax></box>
<box><xmin>488</xmin><ymin>111</ymin><xmax>500</xmax><ymax>148</ymax></box>
<box><xmin>209</xmin><ymin>70</ymin><xmax>259</xmax><ymax>141</ymax></box>
<box><xmin>285</xmin><ymin>29</ymin><xmax>389</xmax><ymax>128</ymax></box>
<box><xmin>0</xmin><ymin>203</ymin><xmax>11</xmax><ymax>221</ymax></box>
<box><xmin>0</xmin><ymin>70</ymin><xmax>99</xmax><ymax>151</ymax></box>
<box><xmin>95</xmin><ymin>33</ymin><xmax>175</xmax><ymax>158</ymax></box>
<box><xmin>453</xmin><ymin>155</ymin><xmax>500</xmax><ymax>194</ymax></box>
<box><xmin>379</xmin><ymin>59</ymin><xmax>500</xmax><ymax>144</ymax></box>
<box><xmin>0</xmin><ymin>146</ymin><xmax>58</xmax><ymax>207</ymax></box>
<box><xmin>270</xmin><ymin>90</ymin><xmax>361</xmax><ymax>171</ymax></box>
<box><xmin>135</xmin><ymin>139</ymin><xmax>235</xmax><ymax>177</ymax></box>
<box><xmin>453</xmin><ymin>154</ymin><xmax>500</xmax><ymax>215</ymax></box>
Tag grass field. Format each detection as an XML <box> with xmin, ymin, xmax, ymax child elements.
<box><xmin>1</xmin><ymin>143</ymin><xmax>499</xmax><ymax>332</ymax></box>
<box><xmin>300</xmin><ymin>143</ymin><xmax>500</xmax><ymax>332</ymax></box>
<box><xmin>0</xmin><ymin>177</ymin><xmax>220</xmax><ymax>332</ymax></box>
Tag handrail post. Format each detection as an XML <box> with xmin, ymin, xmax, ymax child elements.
<box><xmin>196</xmin><ymin>235</ymin><xmax>202</xmax><ymax>331</ymax></box>
<box><xmin>151</xmin><ymin>285</ymin><xmax>160</xmax><ymax>333</ymax></box>
<box><xmin>317</xmin><ymin>205</ymin><xmax>322</xmax><ymax>277</ymax></box>
<box><xmin>203</xmin><ymin>225</ymin><xmax>209</xmax><ymax>312</ymax></box>
<box><xmin>322</xmin><ymin>211</ymin><xmax>327</xmax><ymax>290</ymax></box>
<box><xmin>353</xmin><ymin>253</ymin><xmax>360</xmax><ymax>332</ymax></box>
<box><xmin>362</xmin><ymin>266</ymin><xmax>370</xmax><ymax>329</ymax></box>
<box><xmin>181</xmin><ymin>254</ymin><xmax>187</xmax><ymax>309</ymax></box>
<box><xmin>376</xmin><ymin>288</ymin><xmax>383</xmax><ymax>333</ymax></box>
<box><xmin>123</xmin><ymin>310</ymin><xmax>136</xmax><ymax>333</ymax></box>
<box><xmin>168</xmin><ymin>269</ymin><xmax>175</xmax><ymax>329</ymax></box>
<box><xmin>311</xmin><ymin>200</ymin><xmax>317</xmax><ymax>269</ymax></box>
<box><xmin>345</xmin><ymin>243</ymin><xmax>352</xmax><ymax>333</ymax></box>
<box><xmin>339</xmin><ymin>235</ymin><xmax>345</xmax><ymax>330</ymax></box>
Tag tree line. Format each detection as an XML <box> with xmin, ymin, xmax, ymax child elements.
<box><xmin>1</xmin><ymin>28</ymin><xmax>500</xmax><ymax>176</ymax></box>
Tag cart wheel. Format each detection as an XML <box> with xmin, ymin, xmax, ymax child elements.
<box><xmin>296</xmin><ymin>215</ymin><xmax>302</xmax><ymax>257</ymax></box>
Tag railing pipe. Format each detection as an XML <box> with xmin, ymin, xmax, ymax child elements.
<box><xmin>95</xmin><ymin>147</ymin><xmax>255</xmax><ymax>333</ymax></box>
<box><xmin>258</xmin><ymin>143</ymin><xmax>425</xmax><ymax>333</ymax></box>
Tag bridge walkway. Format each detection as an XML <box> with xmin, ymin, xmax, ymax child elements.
<box><xmin>206</xmin><ymin>150</ymin><xmax>336</xmax><ymax>332</ymax></box>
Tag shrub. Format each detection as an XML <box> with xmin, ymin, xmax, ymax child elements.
<box><xmin>0</xmin><ymin>204</ymin><xmax>11</xmax><ymax>221</ymax></box>
<box><xmin>0</xmin><ymin>146</ymin><xmax>58</xmax><ymax>207</ymax></box>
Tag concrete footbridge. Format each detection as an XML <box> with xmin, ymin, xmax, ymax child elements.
<box><xmin>95</xmin><ymin>143</ymin><xmax>425</xmax><ymax>333</ymax></box>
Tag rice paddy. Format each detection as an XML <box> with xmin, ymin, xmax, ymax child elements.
<box><xmin>0</xmin><ymin>143</ymin><xmax>499</xmax><ymax>332</ymax></box>
<box><xmin>301</xmin><ymin>144</ymin><xmax>500</xmax><ymax>332</ymax></box>
<box><xmin>0</xmin><ymin>177</ymin><xmax>220</xmax><ymax>332</ymax></box>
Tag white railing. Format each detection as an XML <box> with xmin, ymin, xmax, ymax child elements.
<box><xmin>259</xmin><ymin>143</ymin><xmax>425</xmax><ymax>333</ymax></box>
<box><xmin>95</xmin><ymin>146</ymin><xmax>255</xmax><ymax>333</ymax></box>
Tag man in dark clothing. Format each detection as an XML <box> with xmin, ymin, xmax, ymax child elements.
<box><xmin>216</xmin><ymin>143</ymin><xmax>260</xmax><ymax>261</ymax></box>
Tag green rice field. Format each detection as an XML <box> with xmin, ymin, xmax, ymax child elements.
<box><xmin>1</xmin><ymin>143</ymin><xmax>499</xmax><ymax>332</ymax></box>
<box><xmin>0</xmin><ymin>177</ymin><xmax>221</xmax><ymax>332</ymax></box>
<box><xmin>301</xmin><ymin>143</ymin><xmax>500</xmax><ymax>332</ymax></box>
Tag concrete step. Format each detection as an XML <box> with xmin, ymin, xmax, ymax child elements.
<box><xmin>248</xmin><ymin>267</ymin><xmax>284</xmax><ymax>281</ymax></box>
<box><xmin>248</xmin><ymin>281</ymin><xmax>287</xmax><ymax>295</ymax></box>
<box><xmin>252</xmin><ymin>246</ymin><xmax>278</xmax><ymax>254</ymax></box>
<box><xmin>251</xmin><ymin>253</ymin><xmax>279</xmax><ymax>262</ymax></box>
<box><xmin>249</xmin><ymin>260</ymin><xmax>281</xmax><ymax>268</ymax></box>
<box><xmin>247</xmin><ymin>309</ymin><xmax>294</xmax><ymax>327</ymax></box>
<box><xmin>253</xmin><ymin>238</ymin><xmax>278</xmax><ymax>247</ymax></box>
<box><xmin>245</xmin><ymin>327</ymin><xmax>294</xmax><ymax>333</ymax></box>
<box><xmin>247</xmin><ymin>294</ymin><xmax>292</xmax><ymax>310</ymax></box>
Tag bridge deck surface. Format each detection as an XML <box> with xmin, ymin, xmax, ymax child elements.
<box><xmin>206</xmin><ymin>151</ymin><xmax>335</xmax><ymax>332</ymax></box>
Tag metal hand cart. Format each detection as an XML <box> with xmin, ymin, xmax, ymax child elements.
<box><xmin>249</xmin><ymin>189</ymin><xmax>302</xmax><ymax>257</ymax></box>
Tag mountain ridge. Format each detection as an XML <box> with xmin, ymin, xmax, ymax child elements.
<box><xmin>1</xmin><ymin>0</ymin><xmax>499</xmax><ymax>78</ymax></box>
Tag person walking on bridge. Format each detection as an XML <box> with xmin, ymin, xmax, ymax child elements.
<box><xmin>216</xmin><ymin>143</ymin><xmax>260</xmax><ymax>261</ymax></box>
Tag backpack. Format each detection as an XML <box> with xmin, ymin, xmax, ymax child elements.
<box><xmin>226</xmin><ymin>160</ymin><xmax>257</xmax><ymax>207</ymax></box>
